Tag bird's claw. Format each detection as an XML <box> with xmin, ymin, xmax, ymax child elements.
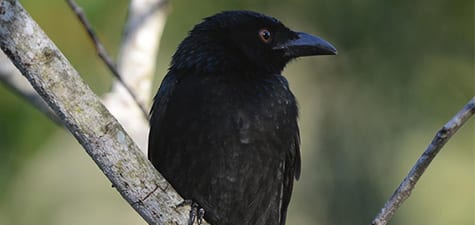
<box><xmin>177</xmin><ymin>200</ymin><xmax>205</xmax><ymax>225</ymax></box>
<box><xmin>197</xmin><ymin>207</ymin><xmax>205</xmax><ymax>225</ymax></box>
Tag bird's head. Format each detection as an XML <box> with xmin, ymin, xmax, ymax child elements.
<box><xmin>170</xmin><ymin>10</ymin><xmax>337</xmax><ymax>75</ymax></box>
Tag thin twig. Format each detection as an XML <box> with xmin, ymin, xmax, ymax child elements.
<box><xmin>65</xmin><ymin>0</ymin><xmax>149</xmax><ymax>119</ymax></box>
<box><xmin>371</xmin><ymin>96</ymin><xmax>475</xmax><ymax>225</ymax></box>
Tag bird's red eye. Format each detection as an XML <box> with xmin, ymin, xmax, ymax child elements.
<box><xmin>258</xmin><ymin>29</ymin><xmax>272</xmax><ymax>43</ymax></box>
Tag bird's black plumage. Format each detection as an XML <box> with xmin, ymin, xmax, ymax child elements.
<box><xmin>148</xmin><ymin>10</ymin><xmax>336</xmax><ymax>225</ymax></box>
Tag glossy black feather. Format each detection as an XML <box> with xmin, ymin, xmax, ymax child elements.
<box><xmin>149</xmin><ymin>10</ymin><xmax>335</xmax><ymax>225</ymax></box>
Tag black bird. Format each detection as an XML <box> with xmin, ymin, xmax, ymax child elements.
<box><xmin>148</xmin><ymin>10</ymin><xmax>336</xmax><ymax>225</ymax></box>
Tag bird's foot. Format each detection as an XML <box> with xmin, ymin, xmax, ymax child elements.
<box><xmin>197</xmin><ymin>206</ymin><xmax>205</xmax><ymax>225</ymax></box>
<box><xmin>177</xmin><ymin>200</ymin><xmax>205</xmax><ymax>225</ymax></box>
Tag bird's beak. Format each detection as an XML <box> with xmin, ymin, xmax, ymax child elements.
<box><xmin>273</xmin><ymin>32</ymin><xmax>337</xmax><ymax>58</ymax></box>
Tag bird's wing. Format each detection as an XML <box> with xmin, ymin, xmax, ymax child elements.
<box><xmin>148</xmin><ymin>71</ymin><xmax>179</xmax><ymax>161</ymax></box>
<box><xmin>280</xmin><ymin>129</ymin><xmax>301</xmax><ymax>225</ymax></box>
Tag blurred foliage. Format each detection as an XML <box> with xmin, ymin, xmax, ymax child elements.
<box><xmin>0</xmin><ymin>0</ymin><xmax>473</xmax><ymax>225</ymax></box>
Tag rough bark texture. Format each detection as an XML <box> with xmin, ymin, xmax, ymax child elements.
<box><xmin>0</xmin><ymin>51</ymin><xmax>60</xmax><ymax>123</ymax></box>
<box><xmin>0</xmin><ymin>0</ymin><xmax>202</xmax><ymax>224</ymax></box>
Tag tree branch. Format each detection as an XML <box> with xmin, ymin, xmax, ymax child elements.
<box><xmin>371</xmin><ymin>96</ymin><xmax>475</xmax><ymax>225</ymax></box>
<box><xmin>103</xmin><ymin>0</ymin><xmax>168</xmax><ymax>151</ymax></box>
<box><xmin>116</xmin><ymin>0</ymin><xmax>167</xmax><ymax>105</ymax></box>
<box><xmin>66</xmin><ymin>0</ymin><xmax>149</xmax><ymax>119</ymax></box>
<box><xmin>0</xmin><ymin>51</ymin><xmax>61</xmax><ymax>124</ymax></box>
<box><xmin>0</xmin><ymin>0</ymin><xmax>207</xmax><ymax>224</ymax></box>
<box><xmin>65</xmin><ymin>0</ymin><xmax>168</xmax><ymax>151</ymax></box>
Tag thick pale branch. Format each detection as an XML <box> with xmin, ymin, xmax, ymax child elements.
<box><xmin>104</xmin><ymin>0</ymin><xmax>168</xmax><ymax>151</ymax></box>
<box><xmin>371</xmin><ymin>96</ymin><xmax>475</xmax><ymax>225</ymax></box>
<box><xmin>0</xmin><ymin>0</ymin><xmax>201</xmax><ymax>224</ymax></box>
<box><xmin>0</xmin><ymin>51</ymin><xmax>60</xmax><ymax>124</ymax></box>
<box><xmin>116</xmin><ymin>0</ymin><xmax>167</xmax><ymax>105</ymax></box>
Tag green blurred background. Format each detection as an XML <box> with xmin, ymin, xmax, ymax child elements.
<box><xmin>0</xmin><ymin>0</ymin><xmax>473</xmax><ymax>224</ymax></box>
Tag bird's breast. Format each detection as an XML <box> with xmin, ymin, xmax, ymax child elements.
<box><xmin>158</xmin><ymin>73</ymin><xmax>298</xmax><ymax>167</ymax></box>
<box><xmin>202</xmin><ymin>74</ymin><xmax>298</xmax><ymax>151</ymax></box>
<box><xmin>151</xmin><ymin>73</ymin><xmax>300</xmax><ymax>225</ymax></box>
